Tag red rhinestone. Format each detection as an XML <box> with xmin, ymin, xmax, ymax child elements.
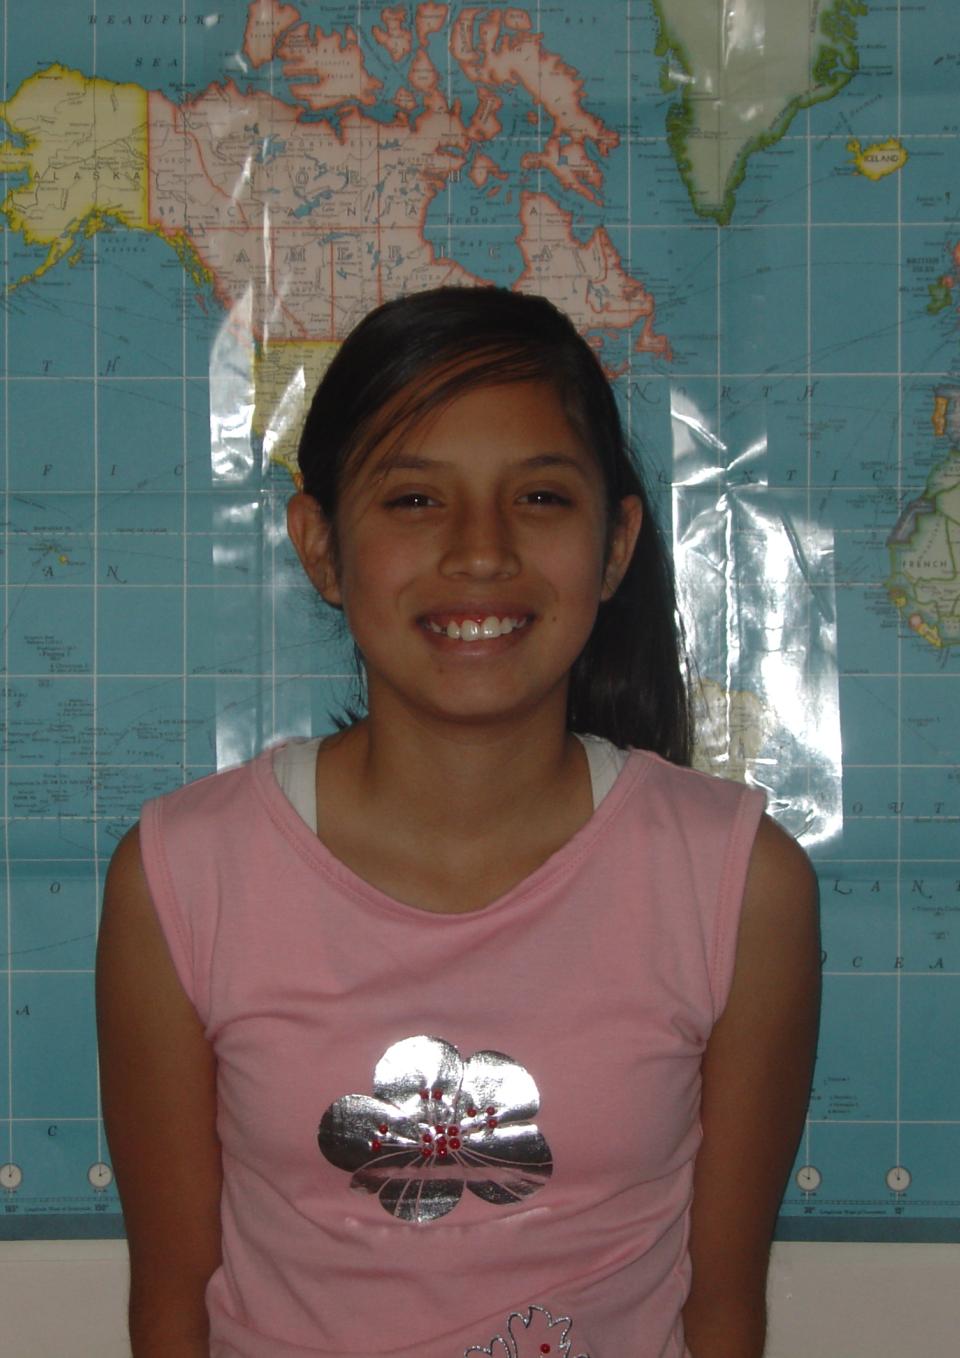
<box><xmin>487</xmin><ymin>1118</ymin><xmax>497</xmax><ymax>1130</ymax></box>
<box><xmin>467</xmin><ymin>1106</ymin><xmax>477</xmax><ymax>1117</ymax></box>
<box><xmin>370</xmin><ymin>1139</ymin><xmax>381</xmax><ymax>1151</ymax></box>
<box><xmin>449</xmin><ymin>1137</ymin><xmax>461</xmax><ymax>1150</ymax></box>
<box><xmin>486</xmin><ymin>1105</ymin><xmax>496</xmax><ymax>1115</ymax></box>
<box><xmin>422</xmin><ymin>1132</ymin><xmax>432</xmax><ymax>1142</ymax></box>
<box><xmin>421</xmin><ymin>1146</ymin><xmax>432</xmax><ymax>1157</ymax></box>
<box><xmin>378</xmin><ymin>1123</ymin><xmax>388</xmax><ymax>1135</ymax></box>
<box><xmin>434</xmin><ymin>1124</ymin><xmax>445</xmax><ymax>1134</ymax></box>
<box><xmin>419</xmin><ymin>1088</ymin><xmax>429</xmax><ymax>1100</ymax></box>
<box><xmin>448</xmin><ymin>1125</ymin><xmax>460</xmax><ymax>1135</ymax></box>
<box><xmin>432</xmin><ymin>1089</ymin><xmax>443</xmax><ymax>1100</ymax></box>
<box><xmin>437</xmin><ymin>1147</ymin><xmax>448</xmax><ymax>1157</ymax></box>
<box><xmin>540</xmin><ymin>1347</ymin><xmax>551</xmax><ymax>1355</ymax></box>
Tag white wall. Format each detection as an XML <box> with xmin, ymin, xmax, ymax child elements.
<box><xmin>3</xmin><ymin>1241</ymin><xmax>959</xmax><ymax>1356</ymax></box>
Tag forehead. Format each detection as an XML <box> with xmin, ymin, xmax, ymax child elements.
<box><xmin>359</xmin><ymin>378</ymin><xmax>592</xmax><ymax>476</ymax></box>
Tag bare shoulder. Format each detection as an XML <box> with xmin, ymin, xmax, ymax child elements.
<box><xmin>744</xmin><ymin>811</ymin><xmax>818</xmax><ymax>907</ymax></box>
<box><xmin>99</xmin><ymin>825</ymin><xmax>153</xmax><ymax>966</ymax></box>
<box><xmin>97</xmin><ymin>824</ymin><xmax>222</xmax><ymax>1350</ymax></box>
<box><xmin>682</xmin><ymin>814</ymin><xmax>820</xmax><ymax>1355</ymax></box>
<box><xmin>712</xmin><ymin>812</ymin><xmax>820</xmax><ymax>1064</ymax></box>
<box><xmin>97</xmin><ymin>819</ymin><xmax>213</xmax><ymax>1096</ymax></box>
<box><xmin>102</xmin><ymin>822</ymin><xmax>151</xmax><ymax>916</ymax></box>
<box><xmin>98</xmin><ymin>824</ymin><xmax>179</xmax><ymax>998</ymax></box>
<box><xmin>97</xmin><ymin>821</ymin><xmax>212</xmax><ymax>1071</ymax></box>
<box><xmin>735</xmin><ymin>813</ymin><xmax>820</xmax><ymax>987</ymax></box>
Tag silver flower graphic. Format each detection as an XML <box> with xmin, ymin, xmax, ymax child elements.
<box><xmin>464</xmin><ymin>1303</ymin><xmax>590</xmax><ymax>1358</ymax></box>
<box><xmin>318</xmin><ymin>1035</ymin><xmax>553</xmax><ymax>1223</ymax></box>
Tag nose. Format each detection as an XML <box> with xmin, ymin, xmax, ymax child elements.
<box><xmin>438</xmin><ymin>499</ymin><xmax>520</xmax><ymax>580</ymax></box>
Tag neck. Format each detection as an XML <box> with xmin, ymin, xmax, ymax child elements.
<box><xmin>327</xmin><ymin>699</ymin><xmax>582</xmax><ymax>842</ymax></box>
<box><xmin>311</xmin><ymin>691</ymin><xmax>597</xmax><ymax>913</ymax></box>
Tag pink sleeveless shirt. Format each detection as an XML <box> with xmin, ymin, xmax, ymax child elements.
<box><xmin>139</xmin><ymin>746</ymin><xmax>764</xmax><ymax>1358</ymax></box>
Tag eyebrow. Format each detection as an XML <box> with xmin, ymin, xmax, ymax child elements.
<box><xmin>380</xmin><ymin>452</ymin><xmax>591</xmax><ymax>475</ymax></box>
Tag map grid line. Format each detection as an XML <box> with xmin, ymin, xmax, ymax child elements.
<box><xmin>1</xmin><ymin>0</ymin><xmax>10</xmax><ymax>1180</ymax></box>
<box><xmin>803</xmin><ymin>86</ymin><xmax>814</xmax><ymax>1186</ymax></box>
<box><xmin>893</xmin><ymin>0</ymin><xmax>904</xmax><ymax>1188</ymax></box>
<box><xmin>90</xmin><ymin>0</ymin><xmax>104</xmax><ymax>1178</ymax></box>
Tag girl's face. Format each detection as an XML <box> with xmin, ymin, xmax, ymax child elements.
<box><xmin>289</xmin><ymin>379</ymin><xmax>641</xmax><ymax>734</ymax></box>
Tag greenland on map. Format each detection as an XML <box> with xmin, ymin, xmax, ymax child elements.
<box><xmin>654</xmin><ymin>0</ymin><xmax>863</xmax><ymax>222</ymax></box>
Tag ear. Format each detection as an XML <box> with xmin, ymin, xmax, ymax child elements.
<box><xmin>286</xmin><ymin>492</ymin><xmax>342</xmax><ymax>607</ymax></box>
<box><xmin>601</xmin><ymin>495</ymin><xmax>643</xmax><ymax>601</ymax></box>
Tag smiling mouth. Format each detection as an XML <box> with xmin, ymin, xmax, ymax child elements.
<box><xmin>421</xmin><ymin>614</ymin><xmax>531</xmax><ymax>642</ymax></box>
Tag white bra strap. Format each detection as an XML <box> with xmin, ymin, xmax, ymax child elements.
<box><xmin>575</xmin><ymin>732</ymin><xmax>628</xmax><ymax>807</ymax></box>
<box><xmin>272</xmin><ymin>737</ymin><xmax>322</xmax><ymax>832</ymax></box>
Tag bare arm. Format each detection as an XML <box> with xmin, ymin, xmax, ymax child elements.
<box><xmin>96</xmin><ymin>825</ymin><xmax>222</xmax><ymax>1357</ymax></box>
<box><xmin>682</xmin><ymin>814</ymin><xmax>820</xmax><ymax>1358</ymax></box>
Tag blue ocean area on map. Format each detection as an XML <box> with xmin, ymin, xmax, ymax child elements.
<box><xmin>0</xmin><ymin>0</ymin><xmax>959</xmax><ymax>1239</ymax></box>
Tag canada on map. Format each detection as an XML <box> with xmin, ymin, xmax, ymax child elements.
<box><xmin>0</xmin><ymin>0</ymin><xmax>670</xmax><ymax>470</ymax></box>
<box><xmin>653</xmin><ymin>0</ymin><xmax>865</xmax><ymax>222</ymax></box>
<box><xmin>887</xmin><ymin>386</ymin><xmax>960</xmax><ymax>650</ymax></box>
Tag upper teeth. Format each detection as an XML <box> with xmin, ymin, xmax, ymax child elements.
<box><xmin>426</xmin><ymin>615</ymin><xmax>527</xmax><ymax>640</ymax></box>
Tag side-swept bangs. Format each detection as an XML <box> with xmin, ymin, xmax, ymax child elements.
<box><xmin>296</xmin><ymin>287</ymin><xmax>636</xmax><ymax>516</ymax></box>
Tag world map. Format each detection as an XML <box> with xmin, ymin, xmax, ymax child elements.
<box><xmin>0</xmin><ymin>0</ymin><xmax>958</xmax><ymax>1242</ymax></box>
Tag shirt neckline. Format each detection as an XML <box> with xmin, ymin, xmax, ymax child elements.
<box><xmin>251</xmin><ymin>741</ymin><xmax>653</xmax><ymax>923</ymax></box>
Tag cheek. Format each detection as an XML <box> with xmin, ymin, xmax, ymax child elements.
<box><xmin>540</xmin><ymin>544</ymin><xmax>608</xmax><ymax>629</ymax></box>
<box><xmin>552</xmin><ymin>528</ymin><xmax>609</xmax><ymax>592</ymax></box>
<box><xmin>333</xmin><ymin>533</ymin><xmax>411</xmax><ymax>626</ymax></box>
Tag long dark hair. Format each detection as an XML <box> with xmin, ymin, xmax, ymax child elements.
<box><xmin>296</xmin><ymin>286</ymin><xmax>691</xmax><ymax>764</ymax></box>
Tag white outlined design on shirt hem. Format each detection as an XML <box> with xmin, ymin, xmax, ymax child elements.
<box><xmin>464</xmin><ymin>1303</ymin><xmax>590</xmax><ymax>1358</ymax></box>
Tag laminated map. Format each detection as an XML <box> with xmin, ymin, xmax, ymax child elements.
<box><xmin>0</xmin><ymin>0</ymin><xmax>958</xmax><ymax>1241</ymax></box>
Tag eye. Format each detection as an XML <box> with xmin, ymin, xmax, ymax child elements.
<box><xmin>518</xmin><ymin>489</ymin><xmax>573</xmax><ymax>506</ymax></box>
<box><xmin>383</xmin><ymin>492</ymin><xmax>439</xmax><ymax>509</ymax></box>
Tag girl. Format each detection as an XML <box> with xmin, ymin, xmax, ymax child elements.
<box><xmin>97</xmin><ymin>286</ymin><xmax>819</xmax><ymax>1358</ymax></box>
